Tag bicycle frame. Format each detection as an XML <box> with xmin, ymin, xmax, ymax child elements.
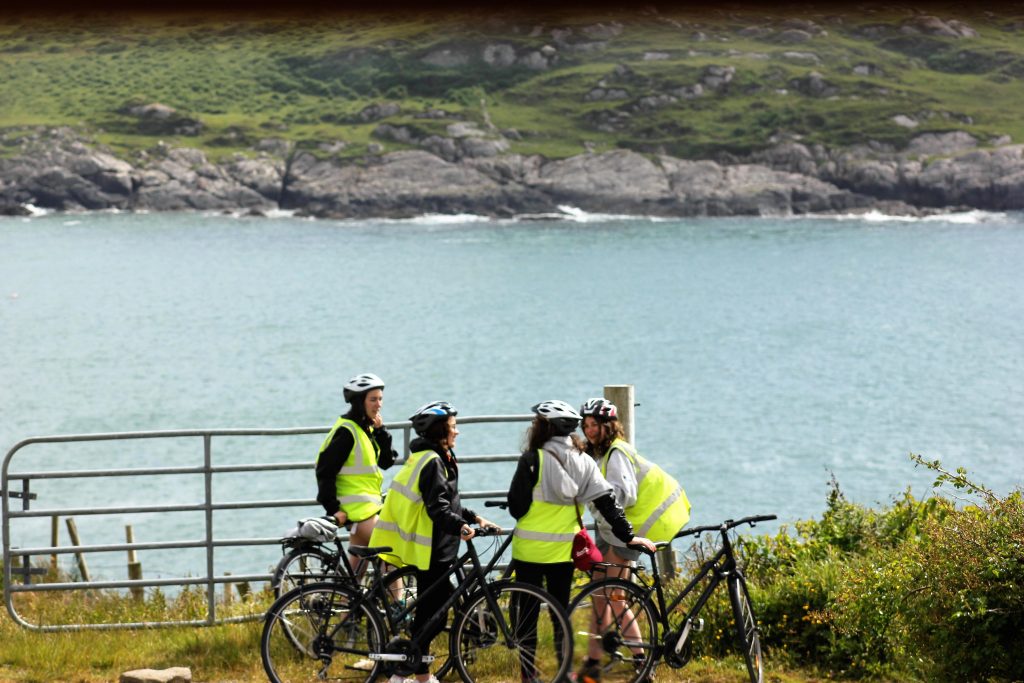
<box><xmin>361</xmin><ymin>529</ymin><xmax>517</xmax><ymax>667</ymax></box>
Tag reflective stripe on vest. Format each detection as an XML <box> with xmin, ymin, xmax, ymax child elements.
<box><xmin>368</xmin><ymin>449</ymin><xmax>438</xmax><ymax>570</ymax></box>
<box><xmin>317</xmin><ymin>417</ymin><xmax>384</xmax><ymax>521</ymax></box>
<box><xmin>601</xmin><ymin>439</ymin><xmax>690</xmax><ymax>543</ymax></box>
<box><xmin>512</xmin><ymin>449</ymin><xmax>580</xmax><ymax>563</ymax></box>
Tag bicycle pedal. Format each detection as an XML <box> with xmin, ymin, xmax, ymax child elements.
<box><xmin>691</xmin><ymin>617</ymin><xmax>704</xmax><ymax>632</ymax></box>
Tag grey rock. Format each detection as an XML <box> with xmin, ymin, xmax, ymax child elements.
<box><xmin>120</xmin><ymin>667</ymin><xmax>191</xmax><ymax>683</ymax></box>
<box><xmin>421</xmin><ymin>48</ymin><xmax>470</xmax><ymax>68</ymax></box>
<box><xmin>643</xmin><ymin>51</ymin><xmax>670</xmax><ymax>61</ymax></box>
<box><xmin>519</xmin><ymin>51</ymin><xmax>550</xmax><ymax>70</ymax></box>
<box><xmin>581</xmin><ymin>22</ymin><xmax>623</xmax><ymax>40</ymax></box>
<box><xmin>892</xmin><ymin>115</ymin><xmax>919</xmax><ymax>128</ymax></box>
<box><xmin>738</xmin><ymin>26</ymin><xmax>772</xmax><ymax>38</ymax></box>
<box><xmin>782</xmin><ymin>51</ymin><xmax>821</xmax><ymax>64</ymax></box>
<box><xmin>777</xmin><ymin>29</ymin><xmax>813</xmax><ymax>44</ymax></box>
<box><xmin>790</xmin><ymin>71</ymin><xmax>838</xmax><ymax>97</ymax></box>
<box><xmin>357</xmin><ymin>102</ymin><xmax>401</xmax><ymax>123</ymax></box>
<box><xmin>903</xmin><ymin>132</ymin><xmax>978</xmax><ymax>158</ymax></box>
<box><xmin>254</xmin><ymin>138</ymin><xmax>293</xmax><ymax>157</ymax></box>
<box><xmin>446</xmin><ymin>122</ymin><xmax>486</xmax><ymax>139</ymax></box>
<box><xmin>701</xmin><ymin>65</ymin><xmax>735</xmax><ymax>90</ymax></box>
<box><xmin>482</xmin><ymin>43</ymin><xmax>517</xmax><ymax>67</ymax></box>
<box><xmin>902</xmin><ymin>16</ymin><xmax>977</xmax><ymax>38</ymax></box>
<box><xmin>853</xmin><ymin>63</ymin><xmax>883</xmax><ymax>76</ymax></box>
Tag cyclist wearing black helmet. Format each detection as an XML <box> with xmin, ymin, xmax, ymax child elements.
<box><xmin>370</xmin><ymin>401</ymin><xmax>499</xmax><ymax>683</ymax></box>
<box><xmin>315</xmin><ymin>372</ymin><xmax>398</xmax><ymax>573</ymax></box>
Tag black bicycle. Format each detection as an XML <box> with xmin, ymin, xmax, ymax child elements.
<box><xmin>568</xmin><ymin>514</ymin><xmax>776</xmax><ymax>683</ymax></box>
<box><xmin>261</xmin><ymin>523</ymin><xmax>574</xmax><ymax>683</ymax></box>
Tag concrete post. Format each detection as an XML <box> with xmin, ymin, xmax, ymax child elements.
<box><xmin>603</xmin><ymin>385</ymin><xmax>635</xmax><ymax>445</ymax></box>
<box><xmin>126</xmin><ymin>525</ymin><xmax>143</xmax><ymax>600</ymax></box>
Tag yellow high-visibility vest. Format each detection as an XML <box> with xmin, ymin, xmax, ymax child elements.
<box><xmin>601</xmin><ymin>439</ymin><xmax>690</xmax><ymax>542</ymax></box>
<box><xmin>368</xmin><ymin>449</ymin><xmax>438</xmax><ymax>570</ymax></box>
<box><xmin>317</xmin><ymin>417</ymin><xmax>384</xmax><ymax>521</ymax></box>
<box><xmin>512</xmin><ymin>449</ymin><xmax>580</xmax><ymax>564</ymax></box>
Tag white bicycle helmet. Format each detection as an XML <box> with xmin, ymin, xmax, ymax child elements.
<box><xmin>409</xmin><ymin>401</ymin><xmax>458</xmax><ymax>436</ymax></box>
<box><xmin>580</xmin><ymin>398</ymin><xmax>618</xmax><ymax>421</ymax></box>
<box><xmin>343</xmin><ymin>372</ymin><xmax>385</xmax><ymax>403</ymax></box>
<box><xmin>531</xmin><ymin>400</ymin><xmax>582</xmax><ymax>436</ymax></box>
<box><xmin>298</xmin><ymin>516</ymin><xmax>339</xmax><ymax>543</ymax></box>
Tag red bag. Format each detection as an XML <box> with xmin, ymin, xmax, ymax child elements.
<box><xmin>571</xmin><ymin>504</ymin><xmax>603</xmax><ymax>571</ymax></box>
<box><xmin>572</xmin><ymin>526</ymin><xmax>603</xmax><ymax>571</ymax></box>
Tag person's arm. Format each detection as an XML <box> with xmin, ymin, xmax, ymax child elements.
<box><xmin>373</xmin><ymin>426</ymin><xmax>398</xmax><ymax>469</ymax></box>
<box><xmin>591</xmin><ymin>492</ymin><xmax>635</xmax><ymax>543</ymax></box>
<box><xmin>604</xmin><ymin>449</ymin><xmax>638</xmax><ymax>509</ymax></box>
<box><xmin>507</xmin><ymin>450</ymin><xmax>539</xmax><ymax>519</ymax></box>
<box><xmin>420</xmin><ymin>458</ymin><xmax>470</xmax><ymax>535</ymax></box>
<box><xmin>315</xmin><ymin>426</ymin><xmax>355</xmax><ymax>518</ymax></box>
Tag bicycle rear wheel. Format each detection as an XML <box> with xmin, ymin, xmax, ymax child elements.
<box><xmin>568</xmin><ymin>578</ymin><xmax>658</xmax><ymax>683</ymax></box>
<box><xmin>728</xmin><ymin>573</ymin><xmax>763</xmax><ymax>683</ymax></box>
<box><xmin>451</xmin><ymin>579</ymin><xmax>572</xmax><ymax>683</ymax></box>
<box><xmin>261</xmin><ymin>581</ymin><xmax>384</xmax><ymax>683</ymax></box>
<box><xmin>273</xmin><ymin>546</ymin><xmax>340</xmax><ymax>599</ymax></box>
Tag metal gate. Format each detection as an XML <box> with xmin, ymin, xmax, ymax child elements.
<box><xmin>2</xmin><ymin>415</ymin><xmax>530</xmax><ymax>631</ymax></box>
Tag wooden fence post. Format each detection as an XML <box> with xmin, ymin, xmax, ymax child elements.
<box><xmin>50</xmin><ymin>515</ymin><xmax>59</xmax><ymax>573</ymax></box>
<box><xmin>125</xmin><ymin>525</ymin><xmax>143</xmax><ymax>600</ymax></box>
<box><xmin>64</xmin><ymin>517</ymin><xmax>91</xmax><ymax>582</ymax></box>
<box><xmin>603</xmin><ymin>384</ymin><xmax>677</xmax><ymax>579</ymax></box>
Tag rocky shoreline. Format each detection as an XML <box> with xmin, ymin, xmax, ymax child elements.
<box><xmin>2</xmin><ymin>127</ymin><xmax>1022</xmax><ymax>219</ymax></box>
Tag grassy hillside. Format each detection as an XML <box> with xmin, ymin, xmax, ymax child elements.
<box><xmin>1</xmin><ymin>6</ymin><xmax>1023</xmax><ymax>162</ymax></box>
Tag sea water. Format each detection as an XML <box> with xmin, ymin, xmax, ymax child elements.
<box><xmin>2</xmin><ymin>209</ymin><xmax>1022</xmax><ymax>581</ymax></box>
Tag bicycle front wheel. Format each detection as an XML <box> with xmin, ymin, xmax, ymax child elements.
<box><xmin>261</xmin><ymin>581</ymin><xmax>385</xmax><ymax>683</ymax></box>
<box><xmin>728</xmin><ymin>573</ymin><xmax>764</xmax><ymax>683</ymax></box>
<box><xmin>568</xmin><ymin>578</ymin><xmax>658</xmax><ymax>683</ymax></box>
<box><xmin>451</xmin><ymin>579</ymin><xmax>572</xmax><ymax>683</ymax></box>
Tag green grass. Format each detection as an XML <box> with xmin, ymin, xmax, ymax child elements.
<box><xmin>1</xmin><ymin>7</ymin><xmax>1023</xmax><ymax>163</ymax></box>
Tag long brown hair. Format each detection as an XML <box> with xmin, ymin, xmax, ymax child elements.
<box><xmin>524</xmin><ymin>416</ymin><xmax>585</xmax><ymax>453</ymax></box>
<box><xmin>584</xmin><ymin>419</ymin><xmax>626</xmax><ymax>459</ymax></box>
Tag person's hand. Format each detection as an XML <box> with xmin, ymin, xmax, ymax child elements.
<box><xmin>460</xmin><ymin>524</ymin><xmax>476</xmax><ymax>540</ymax></box>
<box><xmin>334</xmin><ymin>510</ymin><xmax>348</xmax><ymax>527</ymax></box>
<box><xmin>475</xmin><ymin>516</ymin><xmax>501</xmax><ymax>533</ymax></box>
<box><xmin>628</xmin><ymin>536</ymin><xmax>657</xmax><ymax>553</ymax></box>
<box><xmin>371</xmin><ymin>413</ymin><xmax>384</xmax><ymax>429</ymax></box>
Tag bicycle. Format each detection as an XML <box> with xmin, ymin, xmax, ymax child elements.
<box><xmin>567</xmin><ymin>514</ymin><xmax>777</xmax><ymax>683</ymax></box>
<box><xmin>261</xmin><ymin>522</ymin><xmax>574</xmax><ymax>683</ymax></box>
<box><xmin>271</xmin><ymin>517</ymin><xmax>422</xmax><ymax>667</ymax></box>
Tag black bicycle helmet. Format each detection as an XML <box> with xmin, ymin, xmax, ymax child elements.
<box><xmin>409</xmin><ymin>401</ymin><xmax>458</xmax><ymax>436</ymax></box>
<box><xmin>531</xmin><ymin>400</ymin><xmax>582</xmax><ymax>436</ymax></box>
<box><xmin>343</xmin><ymin>372</ymin><xmax>385</xmax><ymax>403</ymax></box>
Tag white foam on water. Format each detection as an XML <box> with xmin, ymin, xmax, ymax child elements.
<box><xmin>813</xmin><ymin>209</ymin><xmax>1010</xmax><ymax>224</ymax></box>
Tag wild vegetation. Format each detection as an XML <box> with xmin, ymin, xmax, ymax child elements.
<box><xmin>3</xmin><ymin>456</ymin><xmax>1020</xmax><ymax>682</ymax></box>
<box><xmin>1</xmin><ymin>6</ymin><xmax>1023</xmax><ymax>164</ymax></box>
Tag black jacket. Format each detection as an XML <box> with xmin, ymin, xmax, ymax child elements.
<box><xmin>315</xmin><ymin>413</ymin><xmax>397</xmax><ymax>517</ymax></box>
<box><xmin>411</xmin><ymin>436</ymin><xmax>479</xmax><ymax>564</ymax></box>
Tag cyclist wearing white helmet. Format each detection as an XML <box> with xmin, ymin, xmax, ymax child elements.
<box><xmin>507</xmin><ymin>400</ymin><xmax>655</xmax><ymax>683</ymax></box>
<box><xmin>371</xmin><ymin>401</ymin><xmax>499</xmax><ymax>683</ymax></box>
<box><xmin>315</xmin><ymin>372</ymin><xmax>398</xmax><ymax>574</ymax></box>
<box><xmin>577</xmin><ymin>397</ymin><xmax>692</xmax><ymax>682</ymax></box>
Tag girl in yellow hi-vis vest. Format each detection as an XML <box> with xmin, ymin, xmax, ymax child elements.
<box><xmin>315</xmin><ymin>372</ymin><xmax>397</xmax><ymax>574</ymax></box>
<box><xmin>370</xmin><ymin>401</ymin><xmax>499</xmax><ymax>683</ymax></box>
<box><xmin>507</xmin><ymin>400</ymin><xmax>655</xmax><ymax>683</ymax></box>
<box><xmin>578</xmin><ymin>397</ymin><xmax>692</xmax><ymax>682</ymax></box>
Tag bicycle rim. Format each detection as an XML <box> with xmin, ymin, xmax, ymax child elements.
<box><xmin>728</xmin><ymin>574</ymin><xmax>763</xmax><ymax>683</ymax></box>
<box><xmin>261</xmin><ymin>582</ymin><xmax>384</xmax><ymax>683</ymax></box>
<box><xmin>451</xmin><ymin>580</ymin><xmax>572</xmax><ymax>683</ymax></box>
<box><xmin>568</xmin><ymin>579</ymin><xmax>658</xmax><ymax>683</ymax></box>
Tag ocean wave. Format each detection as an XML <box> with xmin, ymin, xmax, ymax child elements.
<box><xmin>814</xmin><ymin>209</ymin><xmax>1010</xmax><ymax>224</ymax></box>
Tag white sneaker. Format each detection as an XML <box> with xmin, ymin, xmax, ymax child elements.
<box><xmin>387</xmin><ymin>676</ymin><xmax>408</xmax><ymax>683</ymax></box>
<box><xmin>350</xmin><ymin>658</ymin><xmax>374</xmax><ymax>671</ymax></box>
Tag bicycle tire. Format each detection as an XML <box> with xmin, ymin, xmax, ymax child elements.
<box><xmin>272</xmin><ymin>546</ymin><xmax>341</xmax><ymax>599</ymax></box>
<box><xmin>728</xmin><ymin>573</ymin><xmax>764</xmax><ymax>683</ymax></box>
<box><xmin>450</xmin><ymin>579</ymin><xmax>573</xmax><ymax>683</ymax></box>
<box><xmin>567</xmin><ymin>578</ymin><xmax>659</xmax><ymax>683</ymax></box>
<box><xmin>261</xmin><ymin>581</ymin><xmax>385</xmax><ymax>683</ymax></box>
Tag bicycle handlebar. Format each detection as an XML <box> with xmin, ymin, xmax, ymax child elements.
<box><xmin>673</xmin><ymin>514</ymin><xmax>778</xmax><ymax>540</ymax></box>
<box><xmin>484</xmin><ymin>500</ymin><xmax>509</xmax><ymax>509</ymax></box>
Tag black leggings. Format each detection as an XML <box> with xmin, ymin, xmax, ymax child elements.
<box><xmin>512</xmin><ymin>560</ymin><xmax>574</xmax><ymax>679</ymax></box>
<box><xmin>412</xmin><ymin>560</ymin><xmax>456</xmax><ymax>675</ymax></box>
